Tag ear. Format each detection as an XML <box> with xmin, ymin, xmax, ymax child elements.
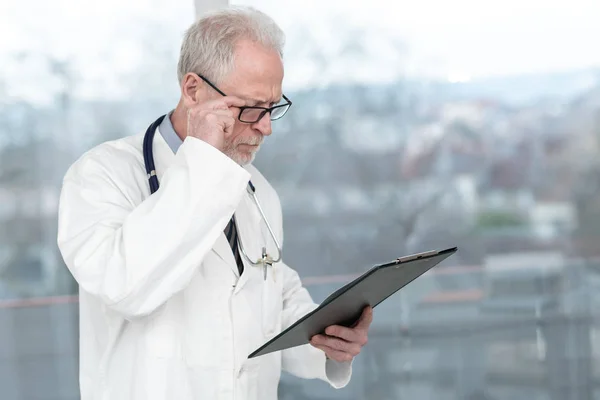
<box><xmin>180</xmin><ymin>73</ymin><xmax>203</xmax><ymax>108</ymax></box>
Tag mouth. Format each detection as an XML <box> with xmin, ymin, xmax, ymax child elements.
<box><xmin>238</xmin><ymin>143</ymin><xmax>261</xmax><ymax>150</ymax></box>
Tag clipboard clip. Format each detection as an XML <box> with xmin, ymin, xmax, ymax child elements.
<box><xmin>395</xmin><ymin>250</ymin><xmax>439</xmax><ymax>264</ymax></box>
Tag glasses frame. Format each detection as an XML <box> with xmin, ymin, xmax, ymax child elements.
<box><xmin>197</xmin><ymin>74</ymin><xmax>292</xmax><ymax>124</ymax></box>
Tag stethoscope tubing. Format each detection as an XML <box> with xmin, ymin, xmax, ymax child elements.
<box><xmin>142</xmin><ymin>115</ymin><xmax>282</xmax><ymax>267</ymax></box>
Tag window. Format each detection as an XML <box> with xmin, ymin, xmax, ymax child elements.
<box><xmin>232</xmin><ymin>0</ymin><xmax>600</xmax><ymax>398</ymax></box>
<box><xmin>0</xmin><ymin>0</ymin><xmax>195</xmax><ymax>397</ymax></box>
<box><xmin>2</xmin><ymin>0</ymin><xmax>599</xmax><ymax>398</ymax></box>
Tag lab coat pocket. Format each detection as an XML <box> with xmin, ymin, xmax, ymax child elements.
<box><xmin>237</xmin><ymin>359</ymin><xmax>260</xmax><ymax>400</ymax></box>
<box><xmin>261</xmin><ymin>267</ymin><xmax>283</xmax><ymax>337</ymax></box>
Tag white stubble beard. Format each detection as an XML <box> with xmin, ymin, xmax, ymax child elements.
<box><xmin>223</xmin><ymin>134</ymin><xmax>263</xmax><ymax>166</ymax></box>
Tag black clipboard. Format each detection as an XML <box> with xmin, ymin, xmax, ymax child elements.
<box><xmin>248</xmin><ymin>247</ymin><xmax>457</xmax><ymax>358</ymax></box>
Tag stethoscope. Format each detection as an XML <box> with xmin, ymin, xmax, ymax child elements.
<box><xmin>143</xmin><ymin>115</ymin><xmax>282</xmax><ymax>279</ymax></box>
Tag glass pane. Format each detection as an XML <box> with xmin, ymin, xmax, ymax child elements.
<box><xmin>232</xmin><ymin>0</ymin><xmax>600</xmax><ymax>399</ymax></box>
<box><xmin>0</xmin><ymin>0</ymin><xmax>194</xmax><ymax>398</ymax></box>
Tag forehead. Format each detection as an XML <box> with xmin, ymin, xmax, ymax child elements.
<box><xmin>221</xmin><ymin>40</ymin><xmax>284</xmax><ymax>103</ymax></box>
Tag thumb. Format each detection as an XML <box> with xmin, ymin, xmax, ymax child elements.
<box><xmin>355</xmin><ymin>306</ymin><xmax>373</xmax><ymax>329</ymax></box>
<box><xmin>221</xmin><ymin>96</ymin><xmax>247</xmax><ymax>108</ymax></box>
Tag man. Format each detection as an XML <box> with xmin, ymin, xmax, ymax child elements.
<box><xmin>57</xmin><ymin>6</ymin><xmax>372</xmax><ymax>400</ymax></box>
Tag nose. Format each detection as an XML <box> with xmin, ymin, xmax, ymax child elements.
<box><xmin>252</xmin><ymin>113</ymin><xmax>272</xmax><ymax>136</ymax></box>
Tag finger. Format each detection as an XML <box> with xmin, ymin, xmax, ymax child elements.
<box><xmin>206</xmin><ymin>109</ymin><xmax>236</xmax><ymax>117</ymax></box>
<box><xmin>324</xmin><ymin>325</ymin><xmax>361</xmax><ymax>343</ymax></box>
<box><xmin>215</xmin><ymin>115</ymin><xmax>236</xmax><ymax>134</ymax></box>
<box><xmin>192</xmin><ymin>96</ymin><xmax>245</xmax><ymax>112</ymax></box>
<box><xmin>221</xmin><ymin>96</ymin><xmax>247</xmax><ymax>108</ymax></box>
<box><xmin>201</xmin><ymin>112</ymin><xmax>235</xmax><ymax>129</ymax></box>
<box><xmin>355</xmin><ymin>306</ymin><xmax>374</xmax><ymax>329</ymax></box>
<box><xmin>195</xmin><ymin>109</ymin><xmax>235</xmax><ymax>119</ymax></box>
<box><xmin>310</xmin><ymin>343</ymin><xmax>353</xmax><ymax>362</ymax></box>
<box><xmin>206</xmin><ymin>96</ymin><xmax>246</xmax><ymax>110</ymax></box>
<box><xmin>311</xmin><ymin>334</ymin><xmax>361</xmax><ymax>356</ymax></box>
<box><xmin>190</xmin><ymin>108</ymin><xmax>235</xmax><ymax>119</ymax></box>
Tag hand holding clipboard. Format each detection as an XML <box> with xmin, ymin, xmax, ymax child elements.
<box><xmin>249</xmin><ymin>247</ymin><xmax>458</xmax><ymax>359</ymax></box>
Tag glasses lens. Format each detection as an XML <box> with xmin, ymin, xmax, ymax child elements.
<box><xmin>270</xmin><ymin>104</ymin><xmax>290</xmax><ymax>120</ymax></box>
<box><xmin>239</xmin><ymin>103</ymin><xmax>291</xmax><ymax>123</ymax></box>
<box><xmin>239</xmin><ymin>108</ymin><xmax>265</xmax><ymax>123</ymax></box>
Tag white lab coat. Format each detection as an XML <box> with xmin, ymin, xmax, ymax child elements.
<box><xmin>57</xmin><ymin>128</ymin><xmax>352</xmax><ymax>400</ymax></box>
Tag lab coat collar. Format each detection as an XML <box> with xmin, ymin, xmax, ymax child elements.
<box><xmin>153</xmin><ymin>125</ymin><xmax>176</xmax><ymax>183</ymax></box>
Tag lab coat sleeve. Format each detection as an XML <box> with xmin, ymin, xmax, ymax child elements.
<box><xmin>279</xmin><ymin>263</ymin><xmax>353</xmax><ymax>389</ymax></box>
<box><xmin>57</xmin><ymin>137</ymin><xmax>250</xmax><ymax>319</ymax></box>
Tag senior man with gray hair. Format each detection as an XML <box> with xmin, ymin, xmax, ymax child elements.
<box><xmin>57</xmin><ymin>5</ymin><xmax>373</xmax><ymax>400</ymax></box>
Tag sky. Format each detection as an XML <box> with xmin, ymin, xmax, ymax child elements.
<box><xmin>236</xmin><ymin>0</ymin><xmax>600</xmax><ymax>84</ymax></box>
<box><xmin>0</xmin><ymin>0</ymin><xmax>599</xmax><ymax>103</ymax></box>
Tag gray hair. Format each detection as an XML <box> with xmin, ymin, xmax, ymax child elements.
<box><xmin>177</xmin><ymin>6</ymin><xmax>285</xmax><ymax>84</ymax></box>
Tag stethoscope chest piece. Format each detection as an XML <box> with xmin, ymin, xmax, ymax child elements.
<box><xmin>260</xmin><ymin>247</ymin><xmax>273</xmax><ymax>281</ymax></box>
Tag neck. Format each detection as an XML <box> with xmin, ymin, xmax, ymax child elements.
<box><xmin>170</xmin><ymin>101</ymin><xmax>188</xmax><ymax>142</ymax></box>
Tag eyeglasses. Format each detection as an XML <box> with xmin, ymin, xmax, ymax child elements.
<box><xmin>197</xmin><ymin>74</ymin><xmax>292</xmax><ymax>124</ymax></box>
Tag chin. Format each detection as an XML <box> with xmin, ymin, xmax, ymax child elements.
<box><xmin>232</xmin><ymin>151</ymin><xmax>257</xmax><ymax>166</ymax></box>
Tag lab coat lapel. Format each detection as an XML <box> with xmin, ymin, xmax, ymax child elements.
<box><xmin>153</xmin><ymin>129</ymin><xmax>239</xmax><ymax>274</ymax></box>
<box><xmin>212</xmin><ymin>232</ymin><xmax>239</xmax><ymax>274</ymax></box>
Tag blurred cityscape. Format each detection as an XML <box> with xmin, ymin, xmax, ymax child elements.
<box><xmin>1</xmin><ymin>1</ymin><xmax>600</xmax><ymax>398</ymax></box>
<box><xmin>2</xmin><ymin>64</ymin><xmax>600</xmax><ymax>296</ymax></box>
